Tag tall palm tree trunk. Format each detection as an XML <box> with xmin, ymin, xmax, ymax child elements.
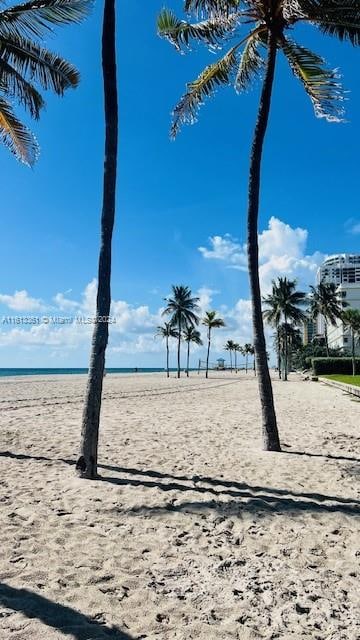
<box><xmin>247</xmin><ymin>29</ymin><xmax>281</xmax><ymax>452</ymax></box>
<box><xmin>76</xmin><ymin>0</ymin><xmax>118</xmax><ymax>479</ymax></box>
<box><xmin>230</xmin><ymin>351</ymin><xmax>233</xmax><ymax>372</ymax></box>
<box><xmin>245</xmin><ymin>354</ymin><xmax>248</xmax><ymax>374</ymax></box>
<box><xmin>186</xmin><ymin>341</ymin><xmax>190</xmax><ymax>377</ymax></box>
<box><xmin>277</xmin><ymin>329</ymin><xmax>281</xmax><ymax>379</ymax></box>
<box><xmin>206</xmin><ymin>328</ymin><xmax>211</xmax><ymax>379</ymax></box>
<box><xmin>177</xmin><ymin>319</ymin><xmax>181</xmax><ymax>378</ymax></box>
<box><xmin>234</xmin><ymin>350</ymin><xmax>237</xmax><ymax>373</ymax></box>
<box><xmin>324</xmin><ymin>321</ymin><xmax>329</xmax><ymax>357</ymax></box>
<box><xmin>351</xmin><ymin>329</ymin><xmax>355</xmax><ymax>376</ymax></box>
<box><xmin>166</xmin><ymin>335</ymin><xmax>169</xmax><ymax>378</ymax></box>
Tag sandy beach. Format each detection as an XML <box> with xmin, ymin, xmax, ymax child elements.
<box><xmin>0</xmin><ymin>371</ymin><xmax>359</xmax><ymax>639</ymax></box>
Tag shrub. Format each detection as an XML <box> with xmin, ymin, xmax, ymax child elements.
<box><xmin>312</xmin><ymin>358</ymin><xmax>360</xmax><ymax>375</ymax></box>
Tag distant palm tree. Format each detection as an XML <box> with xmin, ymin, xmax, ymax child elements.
<box><xmin>202</xmin><ymin>310</ymin><xmax>225</xmax><ymax>378</ymax></box>
<box><xmin>342</xmin><ymin>308</ymin><xmax>360</xmax><ymax>376</ymax></box>
<box><xmin>77</xmin><ymin>0</ymin><xmax>118</xmax><ymax>479</ymax></box>
<box><xmin>263</xmin><ymin>278</ymin><xmax>307</xmax><ymax>381</ymax></box>
<box><xmin>247</xmin><ymin>344</ymin><xmax>255</xmax><ymax>375</ymax></box>
<box><xmin>0</xmin><ymin>0</ymin><xmax>92</xmax><ymax>166</ymax></box>
<box><xmin>309</xmin><ymin>283</ymin><xmax>345</xmax><ymax>357</ymax></box>
<box><xmin>224</xmin><ymin>339</ymin><xmax>235</xmax><ymax>372</ymax></box>
<box><xmin>233</xmin><ymin>342</ymin><xmax>241</xmax><ymax>373</ymax></box>
<box><xmin>156</xmin><ymin>322</ymin><xmax>178</xmax><ymax>377</ymax></box>
<box><xmin>158</xmin><ymin>1</ymin><xmax>359</xmax><ymax>450</ymax></box>
<box><xmin>183</xmin><ymin>325</ymin><xmax>203</xmax><ymax>377</ymax></box>
<box><xmin>243</xmin><ymin>343</ymin><xmax>254</xmax><ymax>374</ymax></box>
<box><xmin>163</xmin><ymin>285</ymin><xmax>200</xmax><ymax>378</ymax></box>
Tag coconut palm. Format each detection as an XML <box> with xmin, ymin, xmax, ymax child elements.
<box><xmin>183</xmin><ymin>325</ymin><xmax>203</xmax><ymax>376</ymax></box>
<box><xmin>263</xmin><ymin>278</ymin><xmax>307</xmax><ymax>381</ymax></box>
<box><xmin>233</xmin><ymin>342</ymin><xmax>241</xmax><ymax>373</ymax></box>
<box><xmin>309</xmin><ymin>282</ymin><xmax>345</xmax><ymax>358</ymax></box>
<box><xmin>156</xmin><ymin>322</ymin><xmax>179</xmax><ymax>377</ymax></box>
<box><xmin>243</xmin><ymin>342</ymin><xmax>254</xmax><ymax>374</ymax></box>
<box><xmin>202</xmin><ymin>310</ymin><xmax>225</xmax><ymax>378</ymax></box>
<box><xmin>341</xmin><ymin>308</ymin><xmax>360</xmax><ymax>376</ymax></box>
<box><xmin>76</xmin><ymin>0</ymin><xmax>118</xmax><ymax>479</ymax></box>
<box><xmin>0</xmin><ymin>0</ymin><xmax>92</xmax><ymax>166</ymax></box>
<box><xmin>163</xmin><ymin>285</ymin><xmax>200</xmax><ymax>378</ymax></box>
<box><xmin>224</xmin><ymin>339</ymin><xmax>235</xmax><ymax>372</ymax></box>
<box><xmin>158</xmin><ymin>1</ymin><xmax>359</xmax><ymax>450</ymax></box>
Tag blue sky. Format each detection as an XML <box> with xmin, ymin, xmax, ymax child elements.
<box><xmin>1</xmin><ymin>1</ymin><xmax>360</xmax><ymax>367</ymax></box>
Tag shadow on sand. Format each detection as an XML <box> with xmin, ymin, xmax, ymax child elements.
<box><xmin>0</xmin><ymin>583</ymin><xmax>136</xmax><ymax>639</ymax></box>
<box><xmin>1</xmin><ymin>450</ymin><xmax>359</xmax><ymax>518</ymax></box>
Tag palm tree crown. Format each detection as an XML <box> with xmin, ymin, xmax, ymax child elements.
<box><xmin>202</xmin><ymin>310</ymin><xmax>225</xmax><ymax>331</ymax></box>
<box><xmin>158</xmin><ymin>0</ymin><xmax>356</xmax><ymax>138</ymax></box>
<box><xmin>263</xmin><ymin>277</ymin><xmax>307</xmax><ymax>327</ymax></box>
<box><xmin>309</xmin><ymin>282</ymin><xmax>345</xmax><ymax>325</ymax></box>
<box><xmin>0</xmin><ymin>0</ymin><xmax>92</xmax><ymax>166</ymax></box>
<box><xmin>183</xmin><ymin>325</ymin><xmax>203</xmax><ymax>345</ymax></box>
<box><xmin>156</xmin><ymin>322</ymin><xmax>179</xmax><ymax>340</ymax></box>
<box><xmin>163</xmin><ymin>285</ymin><xmax>200</xmax><ymax>328</ymax></box>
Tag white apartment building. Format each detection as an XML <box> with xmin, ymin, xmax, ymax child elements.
<box><xmin>316</xmin><ymin>254</ymin><xmax>360</xmax><ymax>353</ymax></box>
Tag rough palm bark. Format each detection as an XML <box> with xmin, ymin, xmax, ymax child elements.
<box><xmin>247</xmin><ymin>29</ymin><xmax>281</xmax><ymax>452</ymax></box>
<box><xmin>186</xmin><ymin>340</ymin><xmax>190</xmax><ymax>377</ymax></box>
<box><xmin>76</xmin><ymin>0</ymin><xmax>118</xmax><ymax>479</ymax></box>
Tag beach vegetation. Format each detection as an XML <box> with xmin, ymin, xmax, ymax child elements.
<box><xmin>341</xmin><ymin>308</ymin><xmax>360</xmax><ymax>376</ymax></box>
<box><xmin>163</xmin><ymin>285</ymin><xmax>200</xmax><ymax>378</ymax></box>
<box><xmin>76</xmin><ymin>0</ymin><xmax>118</xmax><ymax>480</ymax></box>
<box><xmin>156</xmin><ymin>322</ymin><xmax>179</xmax><ymax>377</ymax></box>
<box><xmin>0</xmin><ymin>0</ymin><xmax>92</xmax><ymax>166</ymax></box>
<box><xmin>309</xmin><ymin>283</ymin><xmax>346</xmax><ymax>357</ymax></box>
<box><xmin>224</xmin><ymin>339</ymin><xmax>236</xmax><ymax>372</ymax></box>
<box><xmin>263</xmin><ymin>278</ymin><xmax>306</xmax><ymax>381</ymax></box>
<box><xmin>183</xmin><ymin>325</ymin><xmax>203</xmax><ymax>377</ymax></box>
<box><xmin>157</xmin><ymin>0</ymin><xmax>360</xmax><ymax>451</ymax></box>
<box><xmin>202</xmin><ymin>310</ymin><xmax>225</xmax><ymax>378</ymax></box>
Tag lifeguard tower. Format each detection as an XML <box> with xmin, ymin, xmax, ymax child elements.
<box><xmin>216</xmin><ymin>357</ymin><xmax>225</xmax><ymax>370</ymax></box>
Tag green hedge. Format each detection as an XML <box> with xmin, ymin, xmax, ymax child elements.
<box><xmin>312</xmin><ymin>357</ymin><xmax>360</xmax><ymax>375</ymax></box>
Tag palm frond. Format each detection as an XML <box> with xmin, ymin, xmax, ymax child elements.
<box><xmin>0</xmin><ymin>96</ymin><xmax>38</xmax><ymax>165</ymax></box>
<box><xmin>184</xmin><ymin>0</ymin><xmax>240</xmax><ymax>18</ymax></box>
<box><xmin>235</xmin><ymin>29</ymin><xmax>265</xmax><ymax>92</ymax></box>
<box><xmin>294</xmin><ymin>0</ymin><xmax>360</xmax><ymax>45</ymax></box>
<box><xmin>0</xmin><ymin>59</ymin><xmax>44</xmax><ymax>117</ymax></box>
<box><xmin>157</xmin><ymin>8</ymin><xmax>239</xmax><ymax>52</ymax></box>
<box><xmin>171</xmin><ymin>45</ymin><xmax>238</xmax><ymax>137</ymax></box>
<box><xmin>0</xmin><ymin>0</ymin><xmax>93</xmax><ymax>39</ymax></box>
<box><xmin>0</xmin><ymin>36</ymin><xmax>80</xmax><ymax>93</ymax></box>
<box><xmin>281</xmin><ymin>36</ymin><xmax>345</xmax><ymax>122</ymax></box>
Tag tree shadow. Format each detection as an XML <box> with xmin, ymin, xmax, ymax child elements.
<box><xmin>1</xmin><ymin>450</ymin><xmax>359</xmax><ymax>517</ymax></box>
<box><xmin>0</xmin><ymin>583</ymin><xmax>136</xmax><ymax>639</ymax></box>
<box><xmin>98</xmin><ymin>466</ymin><xmax>360</xmax><ymax>517</ymax></box>
<box><xmin>285</xmin><ymin>450</ymin><xmax>360</xmax><ymax>464</ymax></box>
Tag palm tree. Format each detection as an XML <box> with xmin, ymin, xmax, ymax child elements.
<box><xmin>163</xmin><ymin>285</ymin><xmax>200</xmax><ymax>378</ymax></box>
<box><xmin>243</xmin><ymin>343</ymin><xmax>254</xmax><ymax>374</ymax></box>
<box><xmin>263</xmin><ymin>278</ymin><xmax>307</xmax><ymax>381</ymax></box>
<box><xmin>183</xmin><ymin>325</ymin><xmax>203</xmax><ymax>376</ymax></box>
<box><xmin>76</xmin><ymin>0</ymin><xmax>118</xmax><ymax>479</ymax></box>
<box><xmin>156</xmin><ymin>322</ymin><xmax>179</xmax><ymax>377</ymax></box>
<box><xmin>248</xmin><ymin>344</ymin><xmax>256</xmax><ymax>375</ymax></box>
<box><xmin>224</xmin><ymin>339</ymin><xmax>235</xmax><ymax>372</ymax></box>
<box><xmin>341</xmin><ymin>308</ymin><xmax>360</xmax><ymax>376</ymax></box>
<box><xmin>0</xmin><ymin>0</ymin><xmax>92</xmax><ymax>166</ymax></box>
<box><xmin>158</xmin><ymin>2</ymin><xmax>358</xmax><ymax>450</ymax></box>
<box><xmin>202</xmin><ymin>310</ymin><xmax>225</xmax><ymax>378</ymax></box>
<box><xmin>309</xmin><ymin>283</ymin><xmax>345</xmax><ymax>358</ymax></box>
<box><xmin>233</xmin><ymin>342</ymin><xmax>241</xmax><ymax>373</ymax></box>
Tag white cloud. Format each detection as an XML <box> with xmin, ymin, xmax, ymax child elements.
<box><xmin>0</xmin><ymin>290</ymin><xmax>45</xmax><ymax>311</ymax></box>
<box><xmin>345</xmin><ymin>218</ymin><xmax>360</xmax><ymax>235</ymax></box>
<box><xmin>199</xmin><ymin>216</ymin><xmax>324</xmax><ymax>292</ymax></box>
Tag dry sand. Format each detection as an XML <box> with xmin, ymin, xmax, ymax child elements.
<box><xmin>0</xmin><ymin>371</ymin><xmax>359</xmax><ymax>640</ymax></box>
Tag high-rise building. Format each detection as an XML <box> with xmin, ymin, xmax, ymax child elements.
<box><xmin>316</xmin><ymin>254</ymin><xmax>360</xmax><ymax>353</ymax></box>
<box><xmin>302</xmin><ymin>319</ymin><xmax>317</xmax><ymax>346</ymax></box>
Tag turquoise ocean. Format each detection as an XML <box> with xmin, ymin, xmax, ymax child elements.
<box><xmin>0</xmin><ymin>368</ymin><xmax>170</xmax><ymax>378</ymax></box>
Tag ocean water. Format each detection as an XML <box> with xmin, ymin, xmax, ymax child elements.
<box><xmin>0</xmin><ymin>368</ymin><xmax>170</xmax><ymax>378</ymax></box>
